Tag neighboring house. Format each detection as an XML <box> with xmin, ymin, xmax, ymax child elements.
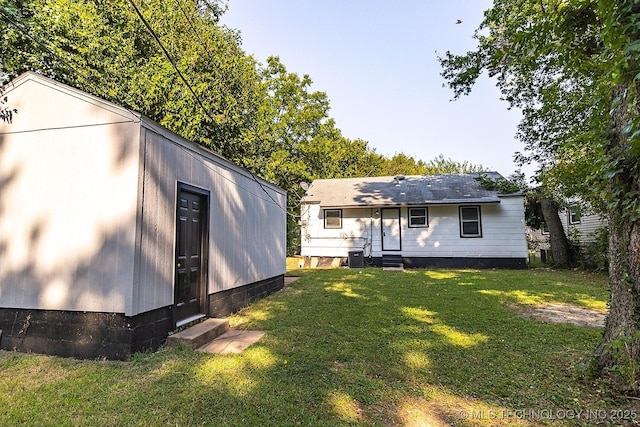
<box><xmin>0</xmin><ymin>72</ymin><xmax>286</xmax><ymax>359</ymax></box>
<box><xmin>560</xmin><ymin>205</ymin><xmax>608</xmax><ymax>246</ymax></box>
<box><xmin>526</xmin><ymin>202</ymin><xmax>608</xmax><ymax>263</ymax></box>
<box><xmin>300</xmin><ymin>173</ymin><xmax>528</xmax><ymax>268</ymax></box>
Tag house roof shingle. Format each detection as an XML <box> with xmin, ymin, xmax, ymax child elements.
<box><xmin>301</xmin><ymin>173</ymin><xmax>515</xmax><ymax>207</ymax></box>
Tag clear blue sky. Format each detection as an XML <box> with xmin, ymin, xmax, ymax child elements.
<box><xmin>220</xmin><ymin>1</ymin><xmax>528</xmax><ymax>177</ymax></box>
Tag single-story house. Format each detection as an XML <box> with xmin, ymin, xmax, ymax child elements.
<box><xmin>0</xmin><ymin>72</ymin><xmax>286</xmax><ymax>359</ymax></box>
<box><xmin>300</xmin><ymin>173</ymin><xmax>527</xmax><ymax>268</ymax></box>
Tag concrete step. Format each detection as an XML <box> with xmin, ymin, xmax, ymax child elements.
<box><xmin>166</xmin><ymin>318</ymin><xmax>229</xmax><ymax>349</ymax></box>
<box><xmin>198</xmin><ymin>330</ymin><xmax>266</xmax><ymax>354</ymax></box>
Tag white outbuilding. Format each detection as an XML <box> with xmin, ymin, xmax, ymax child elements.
<box><xmin>0</xmin><ymin>72</ymin><xmax>286</xmax><ymax>359</ymax></box>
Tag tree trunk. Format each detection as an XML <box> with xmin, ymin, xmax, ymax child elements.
<box><xmin>594</xmin><ymin>85</ymin><xmax>640</xmax><ymax>391</ymax></box>
<box><xmin>540</xmin><ymin>198</ymin><xmax>571</xmax><ymax>268</ymax></box>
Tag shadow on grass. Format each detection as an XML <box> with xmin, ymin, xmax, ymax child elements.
<box><xmin>0</xmin><ymin>268</ymin><xmax>622</xmax><ymax>426</ymax></box>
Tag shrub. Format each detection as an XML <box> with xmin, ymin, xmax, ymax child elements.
<box><xmin>582</xmin><ymin>227</ymin><xmax>609</xmax><ymax>272</ymax></box>
<box><xmin>567</xmin><ymin>226</ymin><xmax>609</xmax><ymax>272</ymax></box>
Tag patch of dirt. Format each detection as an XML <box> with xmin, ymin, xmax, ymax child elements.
<box><xmin>515</xmin><ymin>304</ymin><xmax>606</xmax><ymax>328</ymax></box>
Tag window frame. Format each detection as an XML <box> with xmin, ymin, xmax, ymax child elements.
<box><xmin>408</xmin><ymin>207</ymin><xmax>429</xmax><ymax>228</ymax></box>
<box><xmin>568</xmin><ymin>208</ymin><xmax>581</xmax><ymax>225</ymax></box>
<box><xmin>324</xmin><ymin>209</ymin><xmax>342</xmax><ymax>229</ymax></box>
<box><xmin>459</xmin><ymin>205</ymin><xmax>482</xmax><ymax>238</ymax></box>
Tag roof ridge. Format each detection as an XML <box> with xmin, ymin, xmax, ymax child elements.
<box><xmin>310</xmin><ymin>172</ymin><xmax>500</xmax><ymax>181</ymax></box>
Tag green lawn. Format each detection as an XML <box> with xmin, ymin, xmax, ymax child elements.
<box><xmin>1</xmin><ymin>268</ymin><xmax>636</xmax><ymax>426</ymax></box>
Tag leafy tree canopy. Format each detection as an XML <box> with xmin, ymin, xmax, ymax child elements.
<box><xmin>475</xmin><ymin>171</ymin><xmax>524</xmax><ymax>194</ymax></box>
<box><xmin>440</xmin><ymin>0</ymin><xmax>640</xmax><ymax>216</ymax></box>
<box><xmin>1</xmin><ymin>0</ymin><xmax>502</xmax><ymax>256</ymax></box>
<box><xmin>441</xmin><ymin>0</ymin><xmax>640</xmax><ymax>390</ymax></box>
<box><xmin>1</xmin><ymin>0</ymin><xmax>260</xmax><ymax>156</ymax></box>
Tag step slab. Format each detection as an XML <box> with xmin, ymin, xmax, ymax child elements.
<box><xmin>166</xmin><ymin>318</ymin><xmax>229</xmax><ymax>349</ymax></box>
<box><xmin>198</xmin><ymin>330</ymin><xmax>265</xmax><ymax>354</ymax></box>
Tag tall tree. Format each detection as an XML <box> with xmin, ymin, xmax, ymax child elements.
<box><xmin>0</xmin><ymin>0</ymin><xmax>261</xmax><ymax>157</ymax></box>
<box><xmin>540</xmin><ymin>197</ymin><xmax>571</xmax><ymax>267</ymax></box>
<box><xmin>440</xmin><ymin>0</ymin><xmax>640</xmax><ymax>390</ymax></box>
<box><xmin>423</xmin><ymin>154</ymin><xmax>486</xmax><ymax>174</ymax></box>
<box><xmin>378</xmin><ymin>153</ymin><xmax>430</xmax><ymax>175</ymax></box>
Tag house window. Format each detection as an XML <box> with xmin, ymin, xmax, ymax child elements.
<box><xmin>569</xmin><ymin>208</ymin><xmax>581</xmax><ymax>224</ymax></box>
<box><xmin>460</xmin><ymin>206</ymin><xmax>482</xmax><ymax>237</ymax></box>
<box><xmin>409</xmin><ymin>207</ymin><xmax>428</xmax><ymax>228</ymax></box>
<box><xmin>324</xmin><ymin>209</ymin><xmax>342</xmax><ymax>229</ymax></box>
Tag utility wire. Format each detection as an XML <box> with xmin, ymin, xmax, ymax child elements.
<box><xmin>3</xmin><ymin>2</ymin><xmax>296</xmax><ymax>217</ymax></box>
<box><xmin>126</xmin><ymin>0</ymin><xmax>216</xmax><ymax>127</ymax></box>
<box><xmin>173</xmin><ymin>142</ymin><xmax>286</xmax><ymax>211</ymax></box>
<box><xmin>162</xmin><ymin>0</ymin><xmax>302</xmax><ymax>218</ymax></box>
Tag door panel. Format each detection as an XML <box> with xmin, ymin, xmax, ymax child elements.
<box><xmin>174</xmin><ymin>187</ymin><xmax>207</xmax><ymax>324</ymax></box>
<box><xmin>381</xmin><ymin>208</ymin><xmax>401</xmax><ymax>251</ymax></box>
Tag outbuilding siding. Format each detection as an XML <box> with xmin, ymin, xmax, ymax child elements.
<box><xmin>0</xmin><ymin>77</ymin><xmax>141</xmax><ymax>314</ymax></box>
<box><xmin>133</xmin><ymin>125</ymin><xmax>286</xmax><ymax>316</ymax></box>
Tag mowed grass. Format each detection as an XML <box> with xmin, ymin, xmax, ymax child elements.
<box><xmin>1</xmin><ymin>268</ymin><xmax>634</xmax><ymax>426</ymax></box>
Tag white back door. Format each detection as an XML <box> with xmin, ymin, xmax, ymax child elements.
<box><xmin>381</xmin><ymin>208</ymin><xmax>401</xmax><ymax>251</ymax></box>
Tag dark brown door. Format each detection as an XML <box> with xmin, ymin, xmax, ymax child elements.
<box><xmin>174</xmin><ymin>186</ymin><xmax>207</xmax><ymax>325</ymax></box>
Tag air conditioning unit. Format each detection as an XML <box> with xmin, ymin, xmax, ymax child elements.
<box><xmin>348</xmin><ymin>250</ymin><xmax>364</xmax><ymax>268</ymax></box>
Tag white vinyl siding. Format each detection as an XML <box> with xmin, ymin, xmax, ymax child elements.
<box><xmin>300</xmin><ymin>196</ymin><xmax>527</xmax><ymax>259</ymax></box>
<box><xmin>560</xmin><ymin>209</ymin><xmax>607</xmax><ymax>245</ymax></box>
<box><xmin>300</xmin><ymin>206</ymin><xmax>369</xmax><ymax>257</ymax></box>
<box><xmin>401</xmin><ymin>201</ymin><xmax>525</xmax><ymax>258</ymax></box>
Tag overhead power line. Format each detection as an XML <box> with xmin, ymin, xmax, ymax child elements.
<box><xmin>129</xmin><ymin>0</ymin><xmax>298</xmax><ymax>216</ymax></box>
<box><xmin>126</xmin><ymin>0</ymin><xmax>216</xmax><ymax>127</ymax></box>
<box><xmin>2</xmin><ymin>2</ymin><xmax>292</xmax><ymax>215</ymax></box>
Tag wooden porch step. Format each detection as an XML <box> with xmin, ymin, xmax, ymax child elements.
<box><xmin>166</xmin><ymin>318</ymin><xmax>229</xmax><ymax>349</ymax></box>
